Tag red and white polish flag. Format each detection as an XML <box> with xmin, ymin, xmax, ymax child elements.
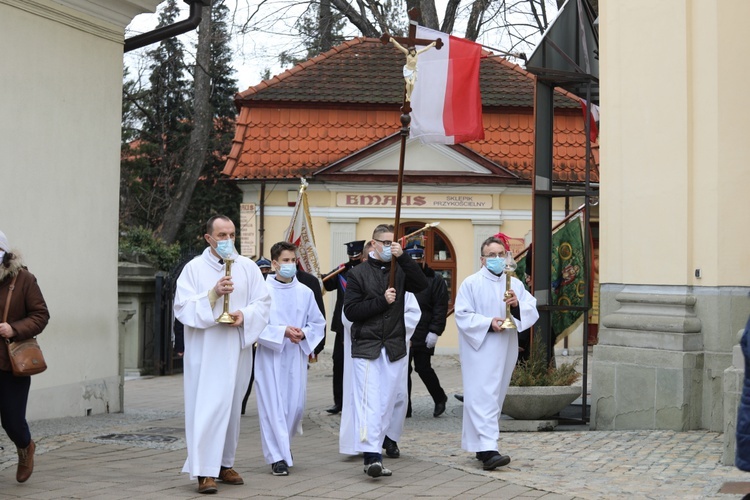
<box><xmin>410</xmin><ymin>26</ymin><xmax>484</xmax><ymax>145</ymax></box>
<box><xmin>579</xmin><ymin>98</ymin><xmax>600</xmax><ymax>143</ymax></box>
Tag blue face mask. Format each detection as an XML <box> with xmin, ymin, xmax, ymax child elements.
<box><xmin>485</xmin><ymin>257</ymin><xmax>506</xmax><ymax>274</ymax></box>
<box><xmin>278</xmin><ymin>263</ymin><xmax>297</xmax><ymax>279</ymax></box>
<box><xmin>379</xmin><ymin>246</ymin><xmax>392</xmax><ymax>261</ymax></box>
<box><xmin>214</xmin><ymin>239</ymin><xmax>235</xmax><ymax>260</ymax></box>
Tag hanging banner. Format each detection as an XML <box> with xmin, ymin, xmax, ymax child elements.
<box><xmin>283</xmin><ymin>179</ymin><xmax>322</xmax><ymax>279</ymax></box>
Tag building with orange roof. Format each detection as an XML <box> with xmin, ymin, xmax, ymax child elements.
<box><xmin>223</xmin><ymin>37</ymin><xmax>598</xmax><ymax>350</ymax></box>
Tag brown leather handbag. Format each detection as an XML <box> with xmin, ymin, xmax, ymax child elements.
<box><xmin>3</xmin><ymin>275</ymin><xmax>47</xmax><ymax>376</ymax></box>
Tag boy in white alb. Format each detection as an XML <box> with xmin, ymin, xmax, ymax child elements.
<box><xmin>254</xmin><ymin>241</ymin><xmax>326</xmax><ymax>476</ymax></box>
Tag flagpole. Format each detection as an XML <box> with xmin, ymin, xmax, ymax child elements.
<box><xmin>389</xmin><ymin>111</ymin><xmax>410</xmax><ymax>288</ymax></box>
<box><xmin>383</xmin><ymin>8</ymin><xmax>443</xmax><ymax>288</ymax></box>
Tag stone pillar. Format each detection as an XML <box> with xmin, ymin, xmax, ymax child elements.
<box><xmin>596</xmin><ymin>1</ymin><xmax>750</xmax><ymax>433</ymax></box>
<box><xmin>472</xmin><ymin>220</ymin><xmax>501</xmax><ymax>272</ymax></box>
<box><xmin>117</xmin><ymin>262</ymin><xmax>157</xmax><ymax>377</ymax></box>
<box><xmin>591</xmin><ymin>285</ymin><xmax>703</xmax><ymax>430</ymax></box>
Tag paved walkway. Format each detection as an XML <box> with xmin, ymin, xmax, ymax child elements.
<box><xmin>1</xmin><ymin>353</ymin><xmax>748</xmax><ymax>499</ymax></box>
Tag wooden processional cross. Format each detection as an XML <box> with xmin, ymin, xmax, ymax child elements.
<box><xmin>380</xmin><ymin>8</ymin><xmax>443</xmax><ymax>286</ymax></box>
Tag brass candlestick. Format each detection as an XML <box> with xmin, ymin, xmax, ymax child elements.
<box><xmin>499</xmin><ymin>251</ymin><xmax>518</xmax><ymax>330</ymax></box>
<box><xmin>216</xmin><ymin>258</ymin><xmax>235</xmax><ymax>324</ymax></box>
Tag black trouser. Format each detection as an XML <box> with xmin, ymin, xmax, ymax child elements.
<box><xmin>332</xmin><ymin>329</ymin><xmax>344</xmax><ymax>406</ymax></box>
<box><xmin>0</xmin><ymin>369</ymin><xmax>32</xmax><ymax>448</ymax></box>
<box><xmin>241</xmin><ymin>344</ymin><xmax>258</xmax><ymax>414</ymax></box>
<box><xmin>408</xmin><ymin>350</ymin><xmax>446</xmax><ymax>408</ymax></box>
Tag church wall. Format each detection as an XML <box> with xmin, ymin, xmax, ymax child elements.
<box><xmin>0</xmin><ymin>0</ymin><xmax>161</xmax><ymax>419</ymax></box>
<box><xmin>594</xmin><ymin>0</ymin><xmax>750</xmax><ymax>434</ymax></box>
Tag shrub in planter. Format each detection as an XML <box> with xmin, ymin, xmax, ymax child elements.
<box><xmin>503</xmin><ymin>335</ymin><xmax>581</xmax><ymax>420</ymax></box>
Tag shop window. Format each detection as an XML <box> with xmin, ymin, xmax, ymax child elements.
<box><xmin>400</xmin><ymin>221</ymin><xmax>457</xmax><ymax>308</ymax></box>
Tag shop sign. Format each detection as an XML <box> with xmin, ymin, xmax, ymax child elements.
<box><xmin>337</xmin><ymin>193</ymin><xmax>492</xmax><ymax>209</ymax></box>
<box><xmin>240</xmin><ymin>203</ymin><xmax>257</xmax><ymax>257</ymax></box>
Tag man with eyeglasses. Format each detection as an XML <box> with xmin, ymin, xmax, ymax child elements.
<box><xmin>342</xmin><ymin>224</ymin><xmax>428</xmax><ymax>478</ymax></box>
<box><xmin>454</xmin><ymin>235</ymin><xmax>539</xmax><ymax>471</ymax></box>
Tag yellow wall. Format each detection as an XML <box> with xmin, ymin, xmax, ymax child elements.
<box><xmin>600</xmin><ymin>0</ymin><xmax>750</xmax><ymax>286</ymax></box>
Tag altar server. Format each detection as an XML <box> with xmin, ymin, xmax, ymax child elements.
<box><xmin>455</xmin><ymin>235</ymin><xmax>539</xmax><ymax>471</ymax></box>
<box><xmin>255</xmin><ymin>241</ymin><xmax>326</xmax><ymax>476</ymax></box>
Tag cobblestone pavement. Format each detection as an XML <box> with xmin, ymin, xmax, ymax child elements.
<box><xmin>0</xmin><ymin>353</ymin><xmax>748</xmax><ymax>499</ymax></box>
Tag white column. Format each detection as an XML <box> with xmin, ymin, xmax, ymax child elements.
<box><xmin>326</xmin><ymin>217</ymin><xmax>360</xmax><ymax>270</ymax></box>
<box><xmin>472</xmin><ymin>220</ymin><xmax>501</xmax><ymax>272</ymax></box>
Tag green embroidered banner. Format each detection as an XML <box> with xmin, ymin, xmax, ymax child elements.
<box><xmin>550</xmin><ymin>213</ymin><xmax>586</xmax><ymax>342</ymax></box>
<box><xmin>513</xmin><ymin>210</ymin><xmax>587</xmax><ymax>342</ymax></box>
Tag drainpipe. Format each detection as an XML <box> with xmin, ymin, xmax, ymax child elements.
<box><xmin>124</xmin><ymin>0</ymin><xmax>210</xmax><ymax>53</ymax></box>
<box><xmin>258</xmin><ymin>181</ymin><xmax>266</xmax><ymax>257</ymax></box>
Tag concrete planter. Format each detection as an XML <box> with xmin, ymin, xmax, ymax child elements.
<box><xmin>502</xmin><ymin>386</ymin><xmax>581</xmax><ymax>420</ymax></box>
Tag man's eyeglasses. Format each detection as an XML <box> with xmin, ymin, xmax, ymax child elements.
<box><xmin>373</xmin><ymin>238</ymin><xmax>393</xmax><ymax>246</ymax></box>
<box><xmin>481</xmin><ymin>253</ymin><xmax>505</xmax><ymax>259</ymax></box>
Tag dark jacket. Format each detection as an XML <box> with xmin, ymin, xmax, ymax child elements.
<box><xmin>736</xmin><ymin>314</ymin><xmax>750</xmax><ymax>471</ymax></box>
<box><xmin>0</xmin><ymin>253</ymin><xmax>50</xmax><ymax>372</ymax></box>
<box><xmin>344</xmin><ymin>253</ymin><xmax>428</xmax><ymax>362</ymax></box>
<box><xmin>323</xmin><ymin>260</ymin><xmax>358</xmax><ymax>334</ymax></box>
<box><xmin>411</xmin><ymin>264</ymin><xmax>448</xmax><ymax>354</ymax></box>
<box><xmin>296</xmin><ymin>269</ymin><xmax>326</xmax><ymax>354</ymax></box>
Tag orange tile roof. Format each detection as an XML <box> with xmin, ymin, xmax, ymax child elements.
<box><xmin>224</xmin><ymin>37</ymin><xmax>598</xmax><ymax>184</ymax></box>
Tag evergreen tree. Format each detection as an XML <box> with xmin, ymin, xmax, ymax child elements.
<box><xmin>178</xmin><ymin>1</ymin><xmax>242</xmax><ymax>251</ymax></box>
<box><xmin>120</xmin><ymin>0</ymin><xmax>191</xmax><ymax>231</ymax></box>
<box><xmin>121</xmin><ymin>1</ymin><xmax>242</xmax><ymax>253</ymax></box>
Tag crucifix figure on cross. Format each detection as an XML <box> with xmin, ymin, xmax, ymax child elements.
<box><xmin>389</xmin><ymin>38</ymin><xmax>436</xmax><ymax>102</ymax></box>
<box><xmin>378</xmin><ymin>9</ymin><xmax>444</xmax><ymax>288</ymax></box>
<box><xmin>380</xmin><ymin>8</ymin><xmax>443</xmax><ymax>110</ymax></box>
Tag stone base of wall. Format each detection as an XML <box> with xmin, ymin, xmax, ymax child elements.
<box><xmin>591</xmin><ymin>284</ymin><xmax>749</xmax><ymax>431</ymax></box>
<box><xmin>27</xmin><ymin>375</ymin><xmax>121</xmax><ymax>420</ymax></box>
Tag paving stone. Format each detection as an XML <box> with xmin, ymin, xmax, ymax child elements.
<box><xmin>0</xmin><ymin>353</ymin><xmax>746</xmax><ymax>498</ymax></box>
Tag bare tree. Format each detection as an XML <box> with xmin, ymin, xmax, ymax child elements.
<box><xmin>155</xmin><ymin>3</ymin><xmax>214</xmax><ymax>243</ymax></box>
<box><xmin>231</xmin><ymin>0</ymin><xmax>560</xmax><ymax>68</ymax></box>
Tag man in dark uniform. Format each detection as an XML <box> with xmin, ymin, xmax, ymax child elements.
<box><xmin>241</xmin><ymin>257</ymin><xmax>273</xmax><ymax>415</ymax></box>
<box><xmin>322</xmin><ymin>240</ymin><xmax>366</xmax><ymax>414</ymax></box>
<box><xmin>256</xmin><ymin>257</ymin><xmax>273</xmax><ymax>279</ymax></box>
<box><xmin>296</xmin><ymin>265</ymin><xmax>326</xmax><ymax>359</ymax></box>
<box><xmin>404</xmin><ymin>241</ymin><xmax>449</xmax><ymax>418</ymax></box>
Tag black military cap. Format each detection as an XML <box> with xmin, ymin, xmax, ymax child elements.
<box><xmin>346</xmin><ymin>240</ymin><xmax>366</xmax><ymax>257</ymax></box>
<box><xmin>404</xmin><ymin>240</ymin><xmax>425</xmax><ymax>259</ymax></box>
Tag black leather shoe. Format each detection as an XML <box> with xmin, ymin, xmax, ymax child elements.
<box><xmin>481</xmin><ymin>451</ymin><xmax>511</xmax><ymax>471</ymax></box>
<box><xmin>326</xmin><ymin>404</ymin><xmax>342</xmax><ymax>414</ymax></box>
<box><xmin>383</xmin><ymin>436</ymin><xmax>400</xmax><ymax>459</ymax></box>
<box><xmin>433</xmin><ymin>398</ymin><xmax>447</xmax><ymax>417</ymax></box>
<box><xmin>454</xmin><ymin>394</ymin><xmax>464</xmax><ymax>402</ymax></box>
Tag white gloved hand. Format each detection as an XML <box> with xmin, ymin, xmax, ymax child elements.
<box><xmin>425</xmin><ymin>332</ymin><xmax>439</xmax><ymax>349</ymax></box>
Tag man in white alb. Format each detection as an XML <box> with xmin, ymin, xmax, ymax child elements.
<box><xmin>342</xmin><ymin>224</ymin><xmax>428</xmax><ymax>478</ymax></box>
<box><xmin>455</xmin><ymin>235</ymin><xmax>539</xmax><ymax>471</ymax></box>
<box><xmin>339</xmin><ymin>288</ymin><xmax>422</xmax><ymax>458</ymax></box>
<box><xmin>174</xmin><ymin>215</ymin><xmax>271</xmax><ymax>494</ymax></box>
